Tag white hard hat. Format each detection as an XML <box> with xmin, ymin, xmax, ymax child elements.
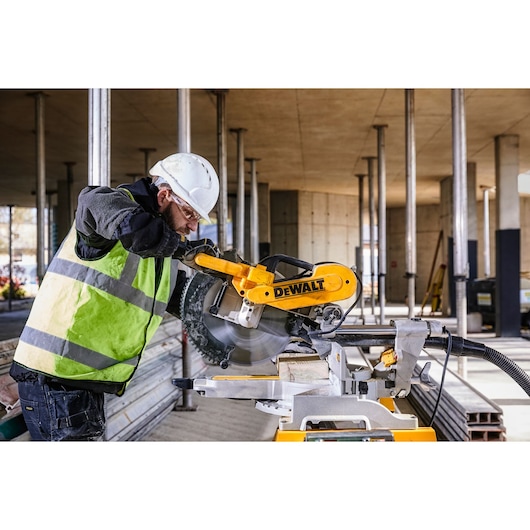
<box><xmin>149</xmin><ymin>152</ymin><xmax>220</xmax><ymax>223</ymax></box>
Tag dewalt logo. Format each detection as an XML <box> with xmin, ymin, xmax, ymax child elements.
<box><xmin>274</xmin><ymin>279</ymin><xmax>325</xmax><ymax>298</ymax></box>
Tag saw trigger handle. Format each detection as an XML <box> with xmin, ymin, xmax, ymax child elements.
<box><xmin>259</xmin><ymin>254</ymin><xmax>314</xmax><ymax>273</ymax></box>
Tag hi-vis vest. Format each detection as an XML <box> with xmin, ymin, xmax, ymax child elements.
<box><xmin>14</xmin><ymin>223</ymin><xmax>177</xmax><ymax>388</ymax></box>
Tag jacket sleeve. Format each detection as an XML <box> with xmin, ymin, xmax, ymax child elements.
<box><xmin>75</xmin><ymin>186</ymin><xmax>184</xmax><ymax>258</ymax></box>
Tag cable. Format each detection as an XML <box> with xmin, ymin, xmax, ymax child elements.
<box><xmin>424</xmin><ymin>335</ymin><xmax>530</xmax><ymax>397</ymax></box>
<box><xmin>429</xmin><ymin>327</ymin><xmax>452</xmax><ymax>427</ymax></box>
<box><xmin>309</xmin><ymin>268</ymin><xmax>364</xmax><ymax>337</ymax></box>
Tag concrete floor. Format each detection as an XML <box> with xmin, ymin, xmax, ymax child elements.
<box><xmin>0</xmin><ymin>300</ymin><xmax>32</xmax><ymax>341</ymax></box>
<box><xmin>143</xmin><ymin>361</ymin><xmax>280</xmax><ymax>442</ymax></box>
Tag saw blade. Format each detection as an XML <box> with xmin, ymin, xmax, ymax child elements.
<box><xmin>180</xmin><ymin>271</ymin><xmax>293</xmax><ymax>366</ymax></box>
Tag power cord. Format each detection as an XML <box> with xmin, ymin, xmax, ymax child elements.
<box><xmin>429</xmin><ymin>326</ymin><xmax>452</xmax><ymax>427</ymax></box>
<box><xmin>309</xmin><ymin>268</ymin><xmax>364</xmax><ymax>337</ymax></box>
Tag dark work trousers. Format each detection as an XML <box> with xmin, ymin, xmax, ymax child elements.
<box><xmin>17</xmin><ymin>376</ymin><xmax>106</xmax><ymax>441</ymax></box>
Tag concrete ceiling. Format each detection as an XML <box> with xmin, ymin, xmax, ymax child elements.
<box><xmin>1</xmin><ymin>88</ymin><xmax>530</xmax><ymax>211</ymax></box>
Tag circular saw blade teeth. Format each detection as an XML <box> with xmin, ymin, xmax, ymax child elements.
<box><xmin>180</xmin><ymin>271</ymin><xmax>293</xmax><ymax>366</ymax></box>
<box><xmin>180</xmin><ymin>273</ymin><xmax>231</xmax><ymax>365</ymax></box>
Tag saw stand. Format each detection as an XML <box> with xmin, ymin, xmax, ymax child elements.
<box><xmin>176</xmin><ymin>319</ymin><xmax>442</xmax><ymax>441</ymax></box>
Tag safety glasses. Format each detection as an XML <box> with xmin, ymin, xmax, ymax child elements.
<box><xmin>169</xmin><ymin>192</ymin><xmax>202</xmax><ymax>222</ymax></box>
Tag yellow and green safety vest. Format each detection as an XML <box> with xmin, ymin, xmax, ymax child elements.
<box><xmin>14</xmin><ymin>225</ymin><xmax>177</xmax><ymax>388</ymax></box>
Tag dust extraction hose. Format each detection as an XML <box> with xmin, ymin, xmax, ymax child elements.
<box><xmin>425</xmin><ymin>336</ymin><xmax>530</xmax><ymax>397</ymax></box>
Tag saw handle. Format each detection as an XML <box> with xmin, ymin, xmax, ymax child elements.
<box><xmin>259</xmin><ymin>254</ymin><xmax>314</xmax><ymax>274</ymax></box>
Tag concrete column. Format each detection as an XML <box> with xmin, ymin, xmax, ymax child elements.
<box><xmin>405</xmin><ymin>90</ymin><xmax>417</xmax><ymax>318</ymax></box>
<box><xmin>65</xmin><ymin>161</ymin><xmax>75</xmax><ymax>226</ymax></box>
<box><xmin>482</xmin><ymin>186</ymin><xmax>493</xmax><ymax>278</ymax></box>
<box><xmin>440</xmin><ymin>177</ymin><xmax>452</xmax><ymax>317</ymax></box>
<box><xmin>374</xmin><ymin>125</ymin><xmax>388</xmax><ymax>324</ymax></box>
<box><xmin>246</xmin><ymin>157</ymin><xmax>261</xmax><ymax>263</ymax></box>
<box><xmin>47</xmin><ymin>191</ymin><xmax>57</xmax><ymax>262</ymax></box>
<box><xmin>495</xmin><ymin>134</ymin><xmax>520</xmax><ymax>337</ymax></box>
<box><xmin>88</xmin><ymin>89</ymin><xmax>111</xmax><ymax>187</ymax></box>
<box><xmin>467</xmin><ymin>161</ymin><xmax>478</xmax><ymax>283</ymax></box>
<box><xmin>7</xmin><ymin>204</ymin><xmax>14</xmax><ymax>311</ymax></box>
<box><xmin>177</xmin><ymin>89</ymin><xmax>191</xmax><ymax>153</ymax></box>
<box><xmin>231</xmin><ymin>128</ymin><xmax>247</xmax><ymax>257</ymax></box>
<box><xmin>258</xmin><ymin>181</ymin><xmax>270</xmax><ymax>260</ymax></box>
<box><xmin>363</xmin><ymin>156</ymin><xmax>377</xmax><ymax>316</ymax></box>
<box><xmin>139</xmin><ymin>147</ymin><xmax>157</xmax><ymax>177</ymax></box>
<box><xmin>56</xmin><ymin>180</ymin><xmax>70</xmax><ymax>243</ymax></box>
<box><xmin>452</xmin><ymin>89</ymin><xmax>469</xmax><ymax>377</ymax></box>
<box><xmin>176</xmin><ymin>88</ymin><xmax>195</xmax><ymax>411</ymax></box>
<box><xmin>354</xmin><ymin>174</ymin><xmax>365</xmax><ymax>319</ymax></box>
<box><xmin>211</xmin><ymin>90</ymin><xmax>229</xmax><ymax>251</ymax></box>
<box><xmin>29</xmin><ymin>91</ymin><xmax>47</xmax><ymax>281</ymax></box>
<box><xmin>56</xmin><ymin>161</ymin><xmax>75</xmax><ymax>242</ymax></box>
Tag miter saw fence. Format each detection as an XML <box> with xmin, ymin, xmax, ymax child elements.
<box><xmin>180</xmin><ymin>252</ymin><xmax>361</xmax><ymax>368</ymax></box>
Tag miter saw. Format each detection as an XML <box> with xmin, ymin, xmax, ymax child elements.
<box><xmin>174</xmin><ymin>250</ymin><xmax>530</xmax><ymax>442</ymax></box>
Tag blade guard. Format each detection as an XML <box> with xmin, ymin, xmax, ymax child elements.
<box><xmin>194</xmin><ymin>253</ymin><xmax>357</xmax><ymax>310</ymax></box>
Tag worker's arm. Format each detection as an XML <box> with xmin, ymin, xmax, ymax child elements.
<box><xmin>75</xmin><ymin>186</ymin><xmax>185</xmax><ymax>259</ymax></box>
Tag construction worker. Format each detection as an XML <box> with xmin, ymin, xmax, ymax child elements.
<box><xmin>9</xmin><ymin>152</ymin><xmax>220</xmax><ymax>441</ymax></box>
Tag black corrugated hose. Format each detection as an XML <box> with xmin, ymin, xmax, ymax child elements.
<box><xmin>425</xmin><ymin>335</ymin><xmax>530</xmax><ymax>397</ymax></box>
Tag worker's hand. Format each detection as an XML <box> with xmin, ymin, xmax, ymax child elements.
<box><xmin>173</xmin><ymin>238</ymin><xmax>216</xmax><ymax>259</ymax></box>
<box><xmin>182</xmin><ymin>238</ymin><xmax>220</xmax><ymax>269</ymax></box>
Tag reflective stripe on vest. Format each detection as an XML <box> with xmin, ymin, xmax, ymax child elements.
<box><xmin>14</xmin><ymin>225</ymin><xmax>178</xmax><ymax>385</ymax></box>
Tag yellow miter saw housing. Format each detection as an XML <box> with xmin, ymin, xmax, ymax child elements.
<box><xmin>194</xmin><ymin>253</ymin><xmax>357</xmax><ymax>311</ymax></box>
